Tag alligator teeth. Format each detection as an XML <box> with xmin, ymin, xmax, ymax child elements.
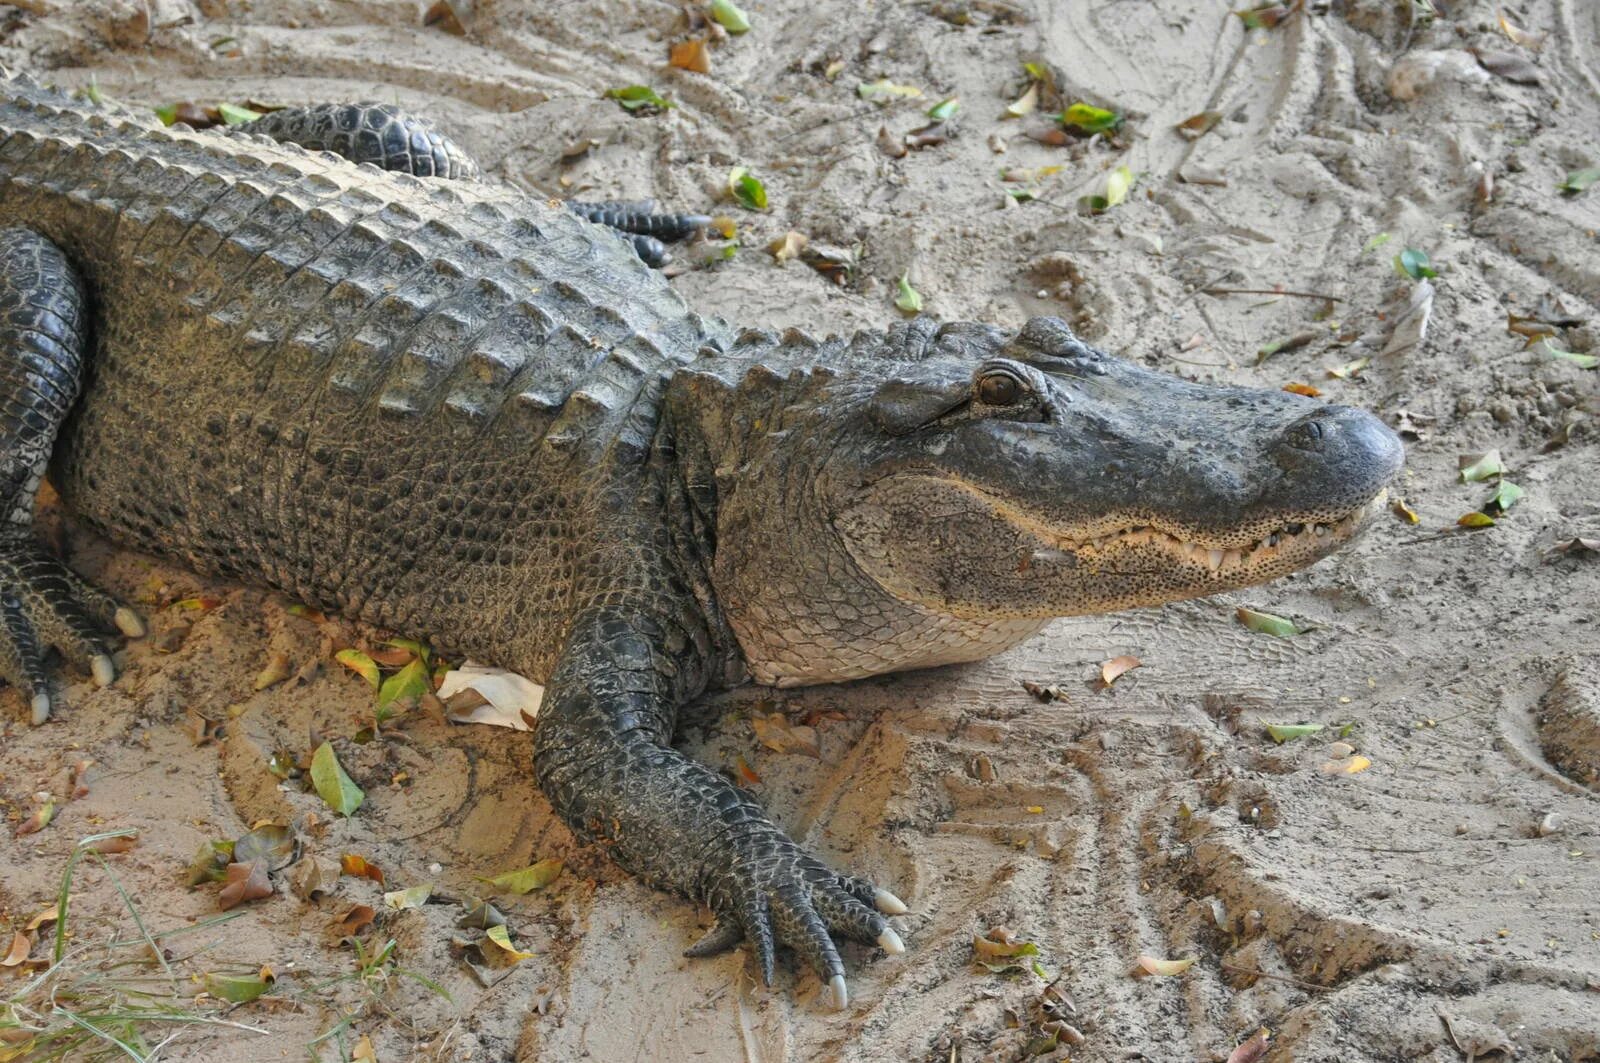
<box><xmin>1207</xmin><ymin>549</ymin><xmax>1224</xmax><ymax>571</ymax></box>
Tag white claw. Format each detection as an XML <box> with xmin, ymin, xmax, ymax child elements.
<box><xmin>877</xmin><ymin>927</ymin><xmax>905</xmax><ymax>955</ymax></box>
<box><xmin>828</xmin><ymin>974</ymin><xmax>849</xmax><ymax>1010</ymax></box>
<box><xmin>91</xmin><ymin>654</ymin><xmax>115</xmax><ymax>688</ymax></box>
<box><xmin>114</xmin><ymin>607</ymin><xmax>146</xmax><ymax>638</ymax></box>
<box><xmin>30</xmin><ymin>692</ymin><xmax>50</xmax><ymax>726</ymax></box>
<box><xmin>873</xmin><ymin>888</ymin><xmax>909</xmax><ymax>915</ymax></box>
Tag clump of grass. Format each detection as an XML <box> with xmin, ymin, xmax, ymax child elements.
<box><xmin>1</xmin><ymin>830</ymin><xmax>265</xmax><ymax>1062</ymax></box>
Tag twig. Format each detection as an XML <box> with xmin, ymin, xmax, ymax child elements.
<box><xmin>1219</xmin><ymin>961</ymin><xmax>1330</xmax><ymax>992</ymax></box>
<box><xmin>1203</xmin><ymin>287</ymin><xmax>1344</xmax><ymax>303</ymax></box>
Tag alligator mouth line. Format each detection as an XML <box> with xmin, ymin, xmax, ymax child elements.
<box><xmin>1032</xmin><ymin>489</ymin><xmax>1388</xmax><ymax>576</ymax></box>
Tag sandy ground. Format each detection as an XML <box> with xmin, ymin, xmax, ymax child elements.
<box><xmin>1</xmin><ymin>0</ymin><xmax>1599</xmax><ymax>1060</ymax></box>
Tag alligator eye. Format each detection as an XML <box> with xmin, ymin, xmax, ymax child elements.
<box><xmin>976</xmin><ymin>371</ymin><xmax>1025</xmax><ymax>406</ymax></box>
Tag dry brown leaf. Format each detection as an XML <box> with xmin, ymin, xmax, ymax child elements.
<box><xmin>876</xmin><ymin>124</ymin><xmax>908</xmax><ymax>158</ymax></box>
<box><xmin>1</xmin><ymin>932</ymin><xmax>30</xmax><ymax>967</ymax></box>
<box><xmin>1282</xmin><ymin>382</ymin><xmax>1321</xmax><ymax>397</ymax></box>
<box><xmin>767</xmin><ymin>231</ymin><xmax>808</xmax><ymax>263</ymax></box>
<box><xmin>735</xmin><ymin>755</ymin><xmax>762</xmax><ymax>786</ymax></box>
<box><xmin>1472</xmin><ymin>47</ymin><xmax>1541</xmax><ymax>84</ymax></box>
<box><xmin>16</xmin><ymin>795</ymin><xmax>54</xmax><ymax>836</ymax></box>
<box><xmin>24</xmin><ymin>904</ymin><xmax>59</xmax><ymax>932</ymax></box>
<box><xmin>422</xmin><ymin>0</ymin><xmax>467</xmax><ymax>35</ymax></box>
<box><xmin>669</xmin><ymin>37</ymin><xmax>712</xmax><ymax>74</ymax></box>
<box><xmin>88</xmin><ymin>834</ymin><xmax>139</xmax><ymax>855</ymax></box>
<box><xmin>341</xmin><ymin>853</ymin><xmax>386</xmax><ymax>887</ymax></box>
<box><xmin>1227</xmin><ymin>1028</ymin><xmax>1271</xmax><ymax>1063</ymax></box>
<box><xmin>218</xmin><ymin>860</ymin><xmax>272</xmax><ymax>910</ymax></box>
<box><xmin>1497</xmin><ymin>10</ymin><xmax>1545</xmax><ymax>49</ymax></box>
<box><xmin>337</xmin><ymin>904</ymin><xmax>377</xmax><ymax>936</ymax></box>
<box><xmin>1176</xmin><ymin>110</ymin><xmax>1222</xmax><ymax>140</ymax></box>
<box><xmin>352</xmin><ymin>1033</ymin><xmax>378</xmax><ymax>1062</ymax></box>
<box><xmin>253</xmin><ymin>652</ymin><xmax>292</xmax><ymax>691</ymax></box>
<box><xmin>1099</xmin><ymin>655</ymin><xmax>1141</xmax><ymax>687</ymax></box>
<box><xmin>750</xmin><ymin>711</ymin><xmax>820</xmax><ymax>758</ymax></box>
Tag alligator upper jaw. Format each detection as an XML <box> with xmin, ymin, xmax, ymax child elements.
<box><xmin>1024</xmin><ymin>489</ymin><xmax>1389</xmax><ymax>580</ymax></box>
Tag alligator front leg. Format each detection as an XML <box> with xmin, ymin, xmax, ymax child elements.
<box><xmin>0</xmin><ymin>228</ymin><xmax>141</xmax><ymax>723</ymax></box>
<box><xmin>234</xmin><ymin>103</ymin><xmax>706</xmax><ymax>266</ymax></box>
<box><xmin>532</xmin><ymin>604</ymin><xmax>906</xmax><ymax>1008</ymax></box>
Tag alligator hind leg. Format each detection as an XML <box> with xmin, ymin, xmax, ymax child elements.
<box><xmin>236</xmin><ymin>103</ymin><xmax>708</xmax><ymax>265</ymax></box>
<box><xmin>0</xmin><ymin>228</ymin><xmax>140</xmax><ymax>724</ymax></box>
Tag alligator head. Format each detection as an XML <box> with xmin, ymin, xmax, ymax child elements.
<box><xmin>672</xmin><ymin>316</ymin><xmax>1404</xmax><ymax>687</ymax></box>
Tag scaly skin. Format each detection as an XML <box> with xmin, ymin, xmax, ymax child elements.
<box><xmin>0</xmin><ymin>71</ymin><xmax>1403</xmax><ymax>1008</ymax></box>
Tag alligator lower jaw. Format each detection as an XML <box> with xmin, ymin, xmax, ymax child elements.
<box><xmin>1044</xmin><ymin>489</ymin><xmax>1389</xmax><ymax>578</ymax></box>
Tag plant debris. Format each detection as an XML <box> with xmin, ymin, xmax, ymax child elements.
<box><xmin>1265</xmin><ymin>722</ymin><xmax>1324</xmax><ymax>744</ymax></box>
<box><xmin>1393</xmin><ymin>248</ymin><xmax>1438</xmax><ymax>280</ymax></box>
<box><xmin>669</xmin><ymin>37</ymin><xmax>712</xmax><ymax>74</ymax></box>
<box><xmin>1236</xmin><ymin>607</ymin><xmax>1302</xmax><ymax>637</ymax></box>
<box><xmin>1471</xmin><ymin>47</ymin><xmax>1541</xmax><ymax>84</ymax></box>
<box><xmin>1099</xmin><ymin>655</ymin><xmax>1140</xmax><ymax>687</ymax></box>
<box><xmin>1458</xmin><ymin>450</ymin><xmax>1504</xmax><ymax>483</ymax></box>
<box><xmin>1559</xmin><ymin>167</ymin><xmax>1600</xmax><ymax>196</ymax></box>
<box><xmin>604</xmin><ymin>85</ymin><xmax>673</xmax><ymax>113</ymax></box>
<box><xmin>1057</xmin><ymin>102</ymin><xmax>1120</xmax><ymax>135</ymax></box>
<box><xmin>894</xmin><ymin>272</ymin><xmax>924</xmax><ymax>314</ymax></box>
<box><xmin>1177</xmin><ymin>110</ymin><xmax>1223</xmax><ymax>140</ymax></box>
<box><xmin>857</xmin><ymin>78</ymin><xmax>922</xmax><ymax>103</ymax></box>
<box><xmin>481</xmin><ymin>858</ymin><xmax>563</xmax><ymax>895</ymax></box>
<box><xmin>217</xmin><ymin>860</ymin><xmax>272</xmax><ymax>910</ymax></box>
<box><xmin>1080</xmin><ymin>165</ymin><xmax>1134</xmax><ymax>213</ymax></box>
<box><xmin>726</xmin><ymin>167</ymin><xmax>768</xmax><ymax>210</ymax></box>
<box><xmin>709</xmin><ymin>0</ymin><xmax>751</xmax><ymax>34</ymax></box>
<box><xmin>1130</xmin><ymin>954</ymin><xmax>1196</xmax><ymax>977</ymax></box>
<box><xmin>750</xmin><ymin>710</ymin><xmax>821</xmax><ymax>757</ymax></box>
<box><xmin>311</xmin><ymin>742</ymin><xmax>365</xmax><ymax>816</ymax></box>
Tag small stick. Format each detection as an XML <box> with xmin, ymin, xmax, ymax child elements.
<box><xmin>1203</xmin><ymin>287</ymin><xmax>1344</xmax><ymax>303</ymax></box>
<box><xmin>1219</xmin><ymin>962</ymin><xmax>1329</xmax><ymax>992</ymax></box>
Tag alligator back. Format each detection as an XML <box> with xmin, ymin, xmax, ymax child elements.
<box><xmin>0</xmin><ymin>70</ymin><xmax>728</xmax><ymax>673</ymax></box>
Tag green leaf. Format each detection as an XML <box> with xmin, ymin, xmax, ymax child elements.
<box><xmin>894</xmin><ymin>272</ymin><xmax>923</xmax><ymax>314</ymax></box>
<box><xmin>185</xmin><ymin>840</ymin><xmax>233</xmax><ymax>886</ymax></box>
<box><xmin>1559</xmin><ymin>167</ymin><xmax>1600</xmax><ymax>195</ymax></box>
<box><xmin>726</xmin><ymin>167</ymin><xmax>768</xmax><ymax>210</ymax></box>
<box><xmin>709</xmin><ymin>0</ymin><xmax>751</xmax><ymax>33</ymax></box>
<box><xmin>1541</xmin><ymin>340</ymin><xmax>1599</xmax><ymax>369</ymax></box>
<box><xmin>217</xmin><ymin>102</ymin><xmax>262</xmax><ymax>126</ymax></box>
<box><xmin>1265</xmin><ymin>722</ymin><xmax>1325</xmax><ymax>744</ymax></box>
<box><xmin>1458</xmin><ymin>450</ymin><xmax>1504</xmax><ymax>483</ymax></box>
<box><xmin>84</xmin><ymin>78</ymin><xmax>106</xmax><ymax>106</ymax></box>
<box><xmin>856</xmin><ymin>78</ymin><xmax>922</xmax><ymax>103</ymax></box>
<box><xmin>1363</xmin><ymin>231</ymin><xmax>1392</xmax><ymax>253</ymax></box>
<box><xmin>1487</xmin><ymin>480</ymin><xmax>1524</xmax><ymax>513</ymax></box>
<box><xmin>204</xmin><ymin>973</ymin><xmax>273</xmax><ymax>1004</ymax></box>
<box><xmin>1235</xmin><ymin>607</ymin><xmax>1302</xmax><ymax>637</ymax></box>
<box><xmin>927</xmin><ymin>96</ymin><xmax>960</xmax><ymax>121</ymax></box>
<box><xmin>1022</xmin><ymin>61</ymin><xmax>1049</xmax><ymax>82</ymax></box>
<box><xmin>481</xmin><ymin>858</ymin><xmax>564</xmax><ymax>895</ymax></box>
<box><xmin>1394</xmin><ymin>248</ymin><xmax>1439</xmax><ymax>280</ymax></box>
<box><xmin>604</xmin><ymin>85</ymin><xmax>673</xmax><ymax>112</ymax></box>
<box><xmin>1058</xmin><ymin>102</ymin><xmax>1121</xmax><ymax>134</ymax></box>
<box><xmin>335</xmin><ymin>649</ymin><xmax>381</xmax><ymax>688</ymax></box>
<box><xmin>310</xmin><ymin>742</ymin><xmax>364</xmax><ymax>816</ymax></box>
<box><xmin>385</xmin><ymin>637</ymin><xmax>432</xmax><ymax>663</ymax></box>
<box><xmin>377</xmin><ymin>657</ymin><xmax>430</xmax><ymax>712</ymax></box>
<box><xmin>153</xmin><ymin>104</ymin><xmax>179</xmax><ymax>126</ymax></box>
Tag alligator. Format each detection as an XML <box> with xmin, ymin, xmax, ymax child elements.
<box><xmin>0</xmin><ymin>71</ymin><xmax>1403</xmax><ymax>1008</ymax></box>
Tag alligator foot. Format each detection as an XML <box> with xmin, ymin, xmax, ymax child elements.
<box><xmin>567</xmin><ymin>200</ymin><xmax>713</xmax><ymax>268</ymax></box>
<box><xmin>0</xmin><ymin>228</ymin><xmax>141</xmax><ymax>723</ymax></box>
<box><xmin>688</xmin><ymin>829</ymin><xmax>907</xmax><ymax>1008</ymax></box>
<box><xmin>0</xmin><ymin>534</ymin><xmax>142</xmax><ymax>722</ymax></box>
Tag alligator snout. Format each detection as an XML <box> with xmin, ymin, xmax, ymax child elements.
<box><xmin>1271</xmin><ymin>404</ymin><xmax>1404</xmax><ymax>513</ymax></box>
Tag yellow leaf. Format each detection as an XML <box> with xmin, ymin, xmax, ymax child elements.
<box><xmin>484</xmin><ymin>924</ymin><xmax>536</xmax><ymax>962</ymax></box>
